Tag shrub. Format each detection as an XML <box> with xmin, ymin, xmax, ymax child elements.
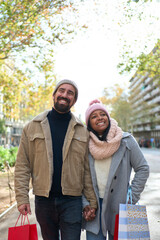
<box><xmin>0</xmin><ymin>146</ymin><xmax>18</xmax><ymax>171</ymax></box>
<box><xmin>8</xmin><ymin>147</ymin><xmax>18</xmax><ymax>167</ymax></box>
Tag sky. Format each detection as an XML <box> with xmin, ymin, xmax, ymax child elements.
<box><xmin>53</xmin><ymin>0</ymin><xmax>160</xmax><ymax>120</ymax></box>
<box><xmin>54</xmin><ymin>32</ymin><xmax>126</xmax><ymax>120</ymax></box>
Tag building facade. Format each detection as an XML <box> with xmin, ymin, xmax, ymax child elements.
<box><xmin>5</xmin><ymin>120</ymin><xmax>23</xmax><ymax>147</ymax></box>
<box><xmin>129</xmin><ymin>73</ymin><xmax>160</xmax><ymax>148</ymax></box>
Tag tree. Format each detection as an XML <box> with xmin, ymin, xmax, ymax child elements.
<box><xmin>138</xmin><ymin>41</ymin><xmax>160</xmax><ymax>77</ymax></box>
<box><xmin>118</xmin><ymin>39</ymin><xmax>160</xmax><ymax>84</ymax></box>
<box><xmin>0</xmin><ymin>59</ymin><xmax>56</xmax><ymax>121</ymax></box>
<box><xmin>100</xmin><ymin>84</ymin><xmax>132</xmax><ymax>131</ymax></box>
<box><xmin>0</xmin><ymin>60</ymin><xmax>29</xmax><ymax>120</ymax></box>
<box><xmin>116</xmin><ymin>0</ymin><xmax>160</xmax><ymax>84</ymax></box>
<box><xmin>0</xmin><ymin>0</ymin><xmax>83</xmax><ymax>60</ymax></box>
<box><xmin>0</xmin><ymin>1</ymin><xmax>87</xmax><ymax>120</ymax></box>
<box><xmin>20</xmin><ymin>78</ymin><xmax>55</xmax><ymax>121</ymax></box>
<box><xmin>0</xmin><ymin>119</ymin><xmax>6</xmax><ymax>135</ymax></box>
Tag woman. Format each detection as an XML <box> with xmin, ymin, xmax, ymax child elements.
<box><xmin>82</xmin><ymin>99</ymin><xmax>149</xmax><ymax>240</ymax></box>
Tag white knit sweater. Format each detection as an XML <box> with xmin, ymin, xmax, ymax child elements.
<box><xmin>94</xmin><ymin>157</ymin><xmax>112</xmax><ymax>198</ymax></box>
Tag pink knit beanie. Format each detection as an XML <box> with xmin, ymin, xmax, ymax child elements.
<box><xmin>85</xmin><ymin>99</ymin><xmax>110</xmax><ymax>126</ymax></box>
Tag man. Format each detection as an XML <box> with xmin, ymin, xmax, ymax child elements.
<box><xmin>14</xmin><ymin>79</ymin><xmax>97</xmax><ymax>240</ymax></box>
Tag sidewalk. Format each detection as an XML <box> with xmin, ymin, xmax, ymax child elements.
<box><xmin>0</xmin><ymin>183</ymin><xmax>160</xmax><ymax>239</ymax></box>
<box><xmin>0</xmin><ymin>191</ymin><xmax>86</xmax><ymax>240</ymax></box>
<box><xmin>1</xmin><ymin>192</ymin><xmax>160</xmax><ymax>240</ymax></box>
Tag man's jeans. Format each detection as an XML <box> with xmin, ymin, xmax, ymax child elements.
<box><xmin>35</xmin><ymin>195</ymin><xmax>82</xmax><ymax>240</ymax></box>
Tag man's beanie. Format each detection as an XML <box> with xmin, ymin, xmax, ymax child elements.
<box><xmin>53</xmin><ymin>79</ymin><xmax>78</xmax><ymax>102</ymax></box>
<box><xmin>85</xmin><ymin>99</ymin><xmax>110</xmax><ymax>126</ymax></box>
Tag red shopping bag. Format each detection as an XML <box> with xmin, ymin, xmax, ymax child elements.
<box><xmin>113</xmin><ymin>214</ymin><xmax>119</xmax><ymax>240</ymax></box>
<box><xmin>8</xmin><ymin>213</ymin><xmax>38</xmax><ymax>240</ymax></box>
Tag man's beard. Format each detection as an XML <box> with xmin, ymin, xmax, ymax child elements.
<box><xmin>54</xmin><ymin>97</ymin><xmax>71</xmax><ymax>113</ymax></box>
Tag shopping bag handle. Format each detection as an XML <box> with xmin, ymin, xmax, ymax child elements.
<box><xmin>126</xmin><ymin>187</ymin><xmax>140</xmax><ymax>205</ymax></box>
<box><xmin>126</xmin><ymin>186</ymin><xmax>132</xmax><ymax>204</ymax></box>
<box><xmin>15</xmin><ymin>213</ymin><xmax>30</xmax><ymax>227</ymax></box>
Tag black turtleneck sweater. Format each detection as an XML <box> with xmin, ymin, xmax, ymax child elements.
<box><xmin>47</xmin><ymin>108</ymin><xmax>71</xmax><ymax>197</ymax></box>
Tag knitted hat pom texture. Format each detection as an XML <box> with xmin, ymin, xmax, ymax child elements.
<box><xmin>89</xmin><ymin>99</ymin><xmax>101</xmax><ymax>106</ymax></box>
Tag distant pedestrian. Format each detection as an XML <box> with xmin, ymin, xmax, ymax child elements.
<box><xmin>150</xmin><ymin>138</ymin><xmax>155</xmax><ymax>148</ymax></box>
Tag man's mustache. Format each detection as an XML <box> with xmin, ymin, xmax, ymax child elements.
<box><xmin>57</xmin><ymin>96</ymin><xmax>70</xmax><ymax>104</ymax></box>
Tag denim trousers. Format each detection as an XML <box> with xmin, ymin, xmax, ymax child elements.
<box><xmin>86</xmin><ymin>198</ymin><xmax>114</xmax><ymax>240</ymax></box>
<box><xmin>35</xmin><ymin>195</ymin><xmax>82</xmax><ymax>240</ymax></box>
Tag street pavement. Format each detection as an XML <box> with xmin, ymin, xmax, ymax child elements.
<box><xmin>0</xmin><ymin>190</ymin><xmax>86</xmax><ymax>240</ymax></box>
<box><xmin>138</xmin><ymin>147</ymin><xmax>160</xmax><ymax>240</ymax></box>
<box><xmin>0</xmin><ymin>147</ymin><xmax>160</xmax><ymax>240</ymax></box>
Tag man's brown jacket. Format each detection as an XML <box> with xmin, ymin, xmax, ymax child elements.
<box><xmin>15</xmin><ymin>110</ymin><xmax>97</xmax><ymax>209</ymax></box>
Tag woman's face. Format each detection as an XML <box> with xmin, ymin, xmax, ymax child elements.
<box><xmin>89</xmin><ymin>110</ymin><xmax>109</xmax><ymax>135</ymax></box>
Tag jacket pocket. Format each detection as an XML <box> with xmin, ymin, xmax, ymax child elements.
<box><xmin>71</xmin><ymin>135</ymin><xmax>87</xmax><ymax>155</ymax></box>
<box><xmin>29</xmin><ymin>133</ymin><xmax>45</xmax><ymax>153</ymax></box>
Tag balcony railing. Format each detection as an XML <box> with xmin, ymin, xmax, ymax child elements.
<box><xmin>151</xmin><ymin>95</ymin><xmax>160</xmax><ymax>104</ymax></box>
<box><xmin>143</xmin><ymin>93</ymin><xmax>151</xmax><ymax>101</ymax></box>
<box><xmin>151</xmin><ymin>88</ymin><xmax>159</xmax><ymax>97</ymax></box>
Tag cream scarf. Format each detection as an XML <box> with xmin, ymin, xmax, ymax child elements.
<box><xmin>89</xmin><ymin>118</ymin><xmax>123</xmax><ymax>160</ymax></box>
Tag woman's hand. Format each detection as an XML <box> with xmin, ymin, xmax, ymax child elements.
<box><xmin>83</xmin><ymin>205</ymin><xmax>96</xmax><ymax>221</ymax></box>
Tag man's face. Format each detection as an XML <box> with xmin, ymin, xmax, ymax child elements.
<box><xmin>53</xmin><ymin>84</ymin><xmax>76</xmax><ymax>113</ymax></box>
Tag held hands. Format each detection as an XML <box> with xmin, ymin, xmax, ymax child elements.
<box><xmin>83</xmin><ymin>205</ymin><xmax>96</xmax><ymax>221</ymax></box>
<box><xmin>18</xmin><ymin>204</ymin><xmax>31</xmax><ymax>215</ymax></box>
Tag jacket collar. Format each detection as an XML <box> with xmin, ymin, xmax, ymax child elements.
<box><xmin>33</xmin><ymin>109</ymin><xmax>83</xmax><ymax>126</ymax></box>
<box><xmin>33</xmin><ymin>110</ymin><xmax>50</xmax><ymax>122</ymax></box>
<box><xmin>122</xmin><ymin>132</ymin><xmax>131</xmax><ymax>139</ymax></box>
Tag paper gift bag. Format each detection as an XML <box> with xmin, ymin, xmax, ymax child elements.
<box><xmin>114</xmin><ymin>214</ymin><xmax>119</xmax><ymax>240</ymax></box>
<box><xmin>8</xmin><ymin>213</ymin><xmax>38</xmax><ymax>240</ymax></box>
<box><xmin>118</xmin><ymin>203</ymin><xmax>150</xmax><ymax>240</ymax></box>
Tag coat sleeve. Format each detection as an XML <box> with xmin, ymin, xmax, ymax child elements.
<box><xmin>14</xmin><ymin>125</ymin><xmax>31</xmax><ymax>207</ymax></box>
<box><xmin>83</xmin><ymin>146</ymin><xmax>97</xmax><ymax>209</ymax></box>
<box><xmin>129</xmin><ymin>135</ymin><xmax>150</xmax><ymax>204</ymax></box>
<box><xmin>82</xmin><ymin>194</ymin><xmax>89</xmax><ymax>208</ymax></box>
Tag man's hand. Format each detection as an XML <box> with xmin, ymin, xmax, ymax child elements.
<box><xmin>83</xmin><ymin>205</ymin><xmax>96</xmax><ymax>221</ymax></box>
<box><xmin>18</xmin><ymin>204</ymin><xmax>31</xmax><ymax>215</ymax></box>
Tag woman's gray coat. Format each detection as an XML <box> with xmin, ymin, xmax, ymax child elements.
<box><xmin>82</xmin><ymin>132</ymin><xmax>149</xmax><ymax>236</ymax></box>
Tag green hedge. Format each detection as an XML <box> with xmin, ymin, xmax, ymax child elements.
<box><xmin>0</xmin><ymin>146</ymin><xmax>18</xmax><ymax>171</ymax></box>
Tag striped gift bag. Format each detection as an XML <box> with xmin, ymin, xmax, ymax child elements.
<box><xmin>118</xmin><ymin>203</ymin><xmax>150</xmax><ymax>240</ymax></box>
